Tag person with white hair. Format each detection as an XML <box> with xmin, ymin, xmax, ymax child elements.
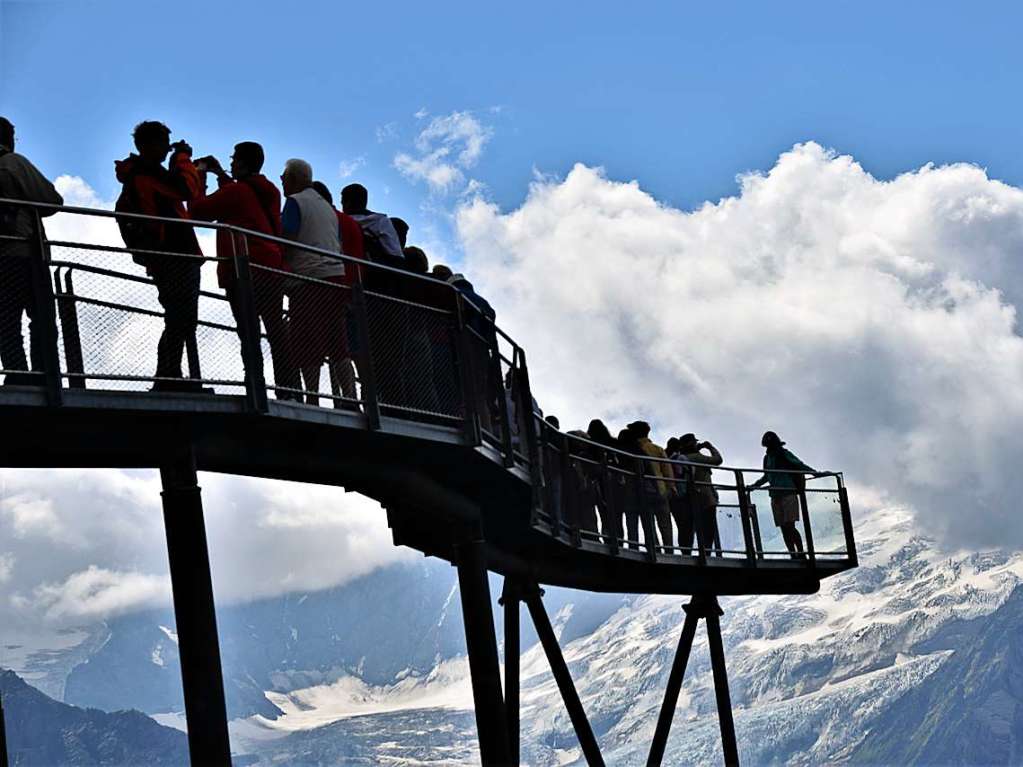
<box><xmin>280</xmin><ymin>158</ymin><xmax>346</xmax><ymax>405</ymax></box>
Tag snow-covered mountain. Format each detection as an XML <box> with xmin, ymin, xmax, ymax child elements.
<box><xmin>10</xmin><ymin>505</ymin><xmax>1023</xmax><ymax>765</ymax></box>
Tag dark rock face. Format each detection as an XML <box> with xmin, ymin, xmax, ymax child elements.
<box><xmin>851</xmin><ymin>585</ymin><xmax>1023</xmax><ymax>766</ymax></box>
<box><xmin>0</xmin><ymin>669</ymin><xmax>188</xmax><ymax>766</ymax></box>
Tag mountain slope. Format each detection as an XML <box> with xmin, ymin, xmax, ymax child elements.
<box><xmin>0</xmin><ymin>669</ymin><xmax>188</xmax><ymax>766</ymax></box>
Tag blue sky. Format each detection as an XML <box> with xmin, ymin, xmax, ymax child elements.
<box><xmin>4</xmin><ymin>0</ymin><xmax>1023</xmax><ymax>227</ymax></box>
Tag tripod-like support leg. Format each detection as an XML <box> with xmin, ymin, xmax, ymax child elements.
<box><xmin>522</xmin><ymin>583</ymin><xmax>605</xmax><ymax>767</ymax></box>
<box><xmin>646</xmin><ymin>595</ymin><xmax>739</xmax><ymax>767</ymax></box>
<box><xmin>455</xmin><ymin>536</ymin><xmax>512</xmax><ymax>766</ymax></box>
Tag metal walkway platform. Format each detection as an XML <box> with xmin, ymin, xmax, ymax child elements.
<box><xmin>0</xmin><ymin>198</ymin><xmax>858</xmax><ymax>765</ymax></box>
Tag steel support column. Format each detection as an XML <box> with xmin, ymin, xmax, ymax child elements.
<box><xmin>647</xmin><ymin>599</ymin><xmax>702</xmax><ymax>766</ymax></box>
<box><xmin>0</xmin><ymin>692</ymin><xmax>9</xmax><ymax>767</ymax></box>
<box><xmin>160</xmin><ymin>447</ymin><xmax>231</xmax><ymax>767</ymax></box>
<box><xmin>646</xmin><ymin>595</ymin><xmax>739</xmax><ymax>767</ymax></box>
<box><xmin>705</xmin><ymin>600</ymin><xmax>739</xmax><ymax>767</ymax></box>
<box><xmin>523</xmin><ymin>584</ymin><xmax>605</xmax><ymax>767</ymax></box>
<box><xmin>455</xmin><ymin>537</ymin><xmax>512</xmax><ymax>765</ymax></box>
<box><xmin>500</xmin><ymin>580</ymin><xmax>521</xmax><ymax>765</ymax></box>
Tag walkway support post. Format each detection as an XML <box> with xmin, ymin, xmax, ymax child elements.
<box><xmin>500</xmin><ymin>579</ymin><xmax>521</xmax><ymax>765</ymax></box>
<box><xmin>455</xmin><ymin>532</ymin><xmax>512</xmax><ymax>765</ymax></box>
<box><xmin>160</xmin><ymin>446</ymin><xmax>231</xmax><ymax>767</ymax></box>
<box><xmin>705</xmin><ymin>599</ymin><xmax>740</xmax><ymax>767</ymax></box>
<box><xmin>646</xmin><ymin>595</ymin><xmax>739</xmax><ymax>767</ymax></box>
<box><xmin>523</xmin><ymin>584</ymin><xmax>605</xmax><ymax>767</ymax></box>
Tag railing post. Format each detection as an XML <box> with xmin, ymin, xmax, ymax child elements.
<box><xmin>493</xmin><ymin>339</ymin><xmax>515</xmax><ymax>467</ymax></box>
<box><xmin>231</xmin><ymin>234</ymin><xmax>268</xmax><ymax>413</ymax></box>
<box><xmin>514</xmin><ymin>347</ymin><xmax>542</xmax><ymax>480</ymax></box>
<box><xmin>31</xmin><ymin>211</ymin><xmax>62</xmax><ymax>404</ymax></box>
<box><xmin>352</xmin><ymin>280</ymin><xmax>381</xmax><ymax>429</ymax></box>
<box><xmin>453</xmin><ymin>295</ymin><xmax>481</xmax><ymax>445</ymax></box>
<box><xmin>798</xmin><ymin>483</ymin><xmax>817</xmax><ymax>567</ymax></box>
<box><xmin>838</xmin><ymin>479</ymin><xmax>857</xmax><ymax>566</ymax></box>
<box><xmin>54</xmin><ymin>269</ymin><xmax>86</xmax><ymax>389</ymax></box>
<box><xmin>748</xmin><ymin>499</ymin><xmax>764</xmax><ymax>560</ymax></box>
<box><xmin>735</xmin><ymin>471</ymin><xmax>757</xmax><ymax>565</ymax></box>
<box><xmin>561</xmin><ymin>433</ymin><xmax>580</xmax><ymax>546</ymax></box>
<box><xmin>600</xmin><ymin>448</ymin><xmax>618</xmax><ymax>556</ymax></box>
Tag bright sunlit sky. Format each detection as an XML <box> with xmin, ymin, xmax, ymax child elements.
<box><xmin>4</xmin><ymin>0</ymin><xmax>1023</xmax><ymax>236</ymax></box>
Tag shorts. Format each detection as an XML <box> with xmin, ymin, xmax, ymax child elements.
<box><xmin>771</xmin><ymin>493</ymin><xmax>801</xmax><ymax>526</ymax></box>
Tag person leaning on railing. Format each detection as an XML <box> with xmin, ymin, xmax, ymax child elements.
<box><xmin>188</xmin><ymin>143</ymin><xmax>301</xmax><ymax>400</ymax></box>
<box><xmin>748</xmin><ymin>430</ymin><xmax>818</xmax><ymax>559</ymax></box>
<box><xmin>114</xmin><ymin>121</ymin><xmax>204</xmax><ymax>392</ymax></box>
<box><xmin>0</xmin><ymin>116</ymin><xmax>64</xmax><ymax>386</ymax></box>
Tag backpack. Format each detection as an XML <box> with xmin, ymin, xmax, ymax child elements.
<box><xmin>115</xmin><ymin>175</ymin><xmax>160</xmax><ymax>267</ymax></box>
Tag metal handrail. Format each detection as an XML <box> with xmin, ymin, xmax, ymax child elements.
<box><xmin>0</xmin><ymin>198</ymin><xmax>855</xmax><ymax>572</ymax></box>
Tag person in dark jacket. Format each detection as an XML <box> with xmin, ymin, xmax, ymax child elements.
<box><xmin>666</xmin><ymin>437</ymin><xmax>696</xmax><ymax>554</ymax></box>
<box><xmin>587</xmin><ymin>419</ymin><xmax>619</xmax><ymax>541</ymax></box>
<box><xmin>677</xmin><ymin>432</ymin><xmax>723</xmax><ymax>557</ymax></box>
<box><xmin>114</xmin><ymin>121</ymin><xmax>203</xmax><ymax>391</ymax></box>
<box><xmin>617</xmin><ymin>426</ymin><xmax>643</xmax><ymax>549</ymax></box>
<box><xmin>190</xmin><ymin>142</ymin><xmax>299</xmax><ymax>399</ymax></box>
<box><xmin>448</xmin><ymin>273</ymin><xmax>497</xmax><ymax>432</ymax></box>
<box><xmin>0</xmin><ymin>116</ymin><xmax>64</xmax><ymax>386</ymax></box>
<box><xmin>749</xmin><ymin>431</ymin><xmax>818</xmax><ymax>557</ymax></box>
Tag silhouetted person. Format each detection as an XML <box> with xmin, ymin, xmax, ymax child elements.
<box><xmin>115</xmin><ymin>121</ymin><xmax>203</xmax><ymax>391</ymax></box>
<box><xmin>629</xmin><ymin>420</ymin><xmax>674</xmax><ymax>552</ymax></box>
<box><xmin>749</xmin><ymin>431</ymin><xmax>818</xmax><ymax>558</ymax></box>
<box><xmin>340</xmin><ymin>183</ymin><xmax>404</xmax><ymax>276</ymax></box>
<box><xmin>448</xmin><ymin>272</ymin><xmax>497</xmax><ymax>432</ymax></box>
<box><xmin>587</xmin><ymin>419</ymin><xmax>619</xmax><ymax>540</ymax></box>
<box><xmin>391</xmin><ymin>217</ymin><xmax>409</xmax><ymax>249</ymax></box>
<box><xmin>541</xmin><ymin>415</ymin><xmax>564</xmax><ymax>524</ymax></box>
<box><xmin>310</xmin><ymin>180</ymin><xmax>366</xmax><ymax>406</ymax></box>
<box><xmin>432</xmin><ymin>264</ymin><xmax>453</xmax><ymax>281</ymax></box>
<box><xmin>280</xmin><ymin>159</ymin><xmax>345</xmax><ymax>405</ymax></box>
<box><xmin>0</xmin><ymin>116</ymin><xmax>63</xmax><ymax>386</ymax></box>
<box><xmin>666</xmin><ymin>436</ymin><xmax>695</xmax><ymax>554</ymax></box>
<box><xmin>677</xmin><ymin>433</ymin><xmax>723</xmax><ymax>557</ymax></box>
<box><xmin>617</xmin><ymin>426</ymin><xmax>642</xmax><ymax>549</ymax></box>
<box><xmin>189</xmin><ymin>143</ymin><xmax>299</xmax><ymax>400</ymax></box>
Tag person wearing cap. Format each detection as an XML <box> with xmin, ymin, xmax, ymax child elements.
<box><xmin>628</xmin><ymin>420</ymin><xmax>675</xmax><ymax>553</ymax></box>
<box><xmin>0</xmin><ymin>116</ymin><xmax>63</xmax><ymax>386</ymax></box>
<box><xmin>677</xmin><ymin>432</ymin><xmax>723</xmax><ymax>557</ymax></box>
<box><xmin>749</xmin><ymin>431</ymin><xmax>818</xmax><ymax>557</ymax></box>
<box><xmin>448</xmin><ymin>272</ymin><xmax>497</xmax><ymax>431</ymax></box>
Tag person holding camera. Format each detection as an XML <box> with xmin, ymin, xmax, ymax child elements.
<box><xmin>189</xmin><ymin>143</ymin><xmax>299</xmax><ymax>400</ymax></box>
<box><xmin>676</xmin><ymin>433</ymin><xmax>723</xmax><ymax>557</ymax></box>
<box><xmin>114</xmin><ymin>121</ymin><xmax>203</xmax><ymax>391</ymax></box>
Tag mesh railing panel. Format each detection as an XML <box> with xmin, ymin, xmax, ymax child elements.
<box><xmin>50</xmin><ymin>246</ymin><xmax>243</xmax><ymax>392</ymax></box>
<box><xmin>363</xmin><ymin>288</ymin><xmax>461</xmax><ymax>419</ymax></box>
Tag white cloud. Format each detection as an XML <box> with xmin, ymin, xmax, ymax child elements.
<box><xmin>456</xmin><ymin>142</ymin><xmax>1023</xmax><ymax>550</ymax></box>
<box><xmin>33</xmin><ymin>566</ymin><xmax>171</xmax><ymax>619</ymax></box>
<box><xmin>376</xmin><ymin>122</ymin><xmax>398</xmax><ymax>144</ymax></box>
<box><xmin>338</xmin><ymin>156</ymin><xmax>365</xmax><ymax>179</ymax></box>
<box><xmin>394</xmin><ymin>111</ymin><xmax>492</xmax><ymax>195</ymax></box>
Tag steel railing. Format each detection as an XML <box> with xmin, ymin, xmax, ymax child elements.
<box><xmin>0</xmin><ymin>197</ymin><xmax>855</xmax><ymax>571</ymax></box>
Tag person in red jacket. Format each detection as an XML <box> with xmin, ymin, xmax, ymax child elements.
<box><xmin>190</xmin><ymin>142</ymin><xmax>299</xmax><ymax>400</ymax></box>
<box><xmin>114</xmin><ymin>121</ymin><xmax>204</xmax><ymax>391</ymax></box>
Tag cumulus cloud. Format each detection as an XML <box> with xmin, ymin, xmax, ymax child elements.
<box><xmin>338</xmin><ymin>156</ymin><xmax>365</xmax><ymax>179</ymax></box>
<box><xmin>33</xmin><ymin>566</ymin><xmax>171</xmax><ymax>619</ymax></box>
<box><xmin>394</xmin><ymin>110</ymin><xmax>492</xmax><ymax>195</ymax></box>
<box><xmin>456</xmin><ymin>142</ymin><xmax>1023</xmax><ymax>550</ymax></box>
